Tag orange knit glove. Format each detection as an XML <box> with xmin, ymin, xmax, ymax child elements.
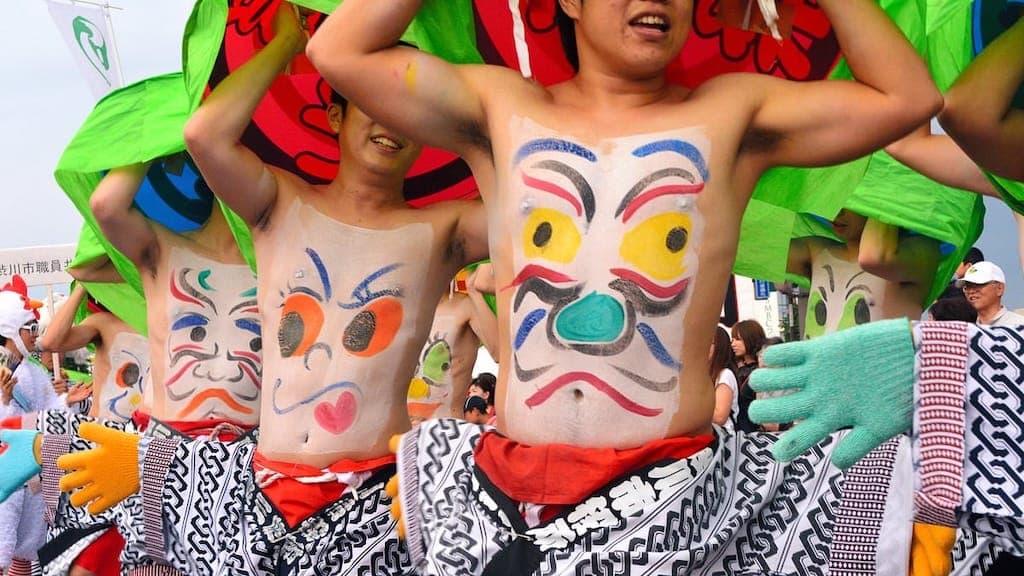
<box><xmin>57</xmin><ymin>422</ymin><xmax>140</xmax><ymax>514</ymax></box>
<box><xmin>386</xmin><ymin>434</ymin><xmax>406</xmax><ymax>539</ymax></box>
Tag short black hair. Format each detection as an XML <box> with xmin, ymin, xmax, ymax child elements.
<box><xmin>472</xmin><ymin>372</ymin><xmax>496</xmax><ymax>404</ymax></box>
<box><xmin>0</xmin><ymin>335</ymin><xmax>6</xmax><ymax>347</ymax></box>
<box><xmin>555</xmin><ymin>2</ymin><xmax>580</xmax><ymax>73</ymax></box>
<box><xmin>929</xmin><ymin>297</ymin><xmax>978</xmax><ymax>322</ymax></box>
<box><xmin>329</xmin><ymin>88</ymin><xmax>348</xmax><ymax>114</ymax></box>
<box><xmin>964</xmin><ymin>247</ymin><xmax>985</xmax><ymax>265</ymax></box>
<box><xmin>463</xmin><ymin>395</ymin><xmax>488</xmax><ymax>414</ymax></box>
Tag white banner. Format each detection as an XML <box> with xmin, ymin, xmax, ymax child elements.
<box><xmin>46</xmin><ymin>0</ymin><xmax>123</xmax><ymax>100</ymax></box>
<box><xmin>0</xmin><ymin>244</ymin><xmax>77</xmax><ymax>287</ymax></box>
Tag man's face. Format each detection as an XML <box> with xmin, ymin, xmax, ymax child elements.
<box><xmin>333</xmin><ymin>104</ymin><xmax>422</xmax><ymax>177</ymax></box>
<box><xmin>830</xmin><ymin>209</ymin><xmax>868</xmax><ymax>243</ymax></box>
<box><xmin>19</xmin><ymin>320</ymin><xmax>38</xmax><ymax>353</ymax></box>
<box><xmin>568</xmin><ymin>0</ymin><xmax>693</xmax><ymax>78</ymax></box>
<box><xmin>464</xmin><ymin>408</ymin><xmax>488</xmax><ymax>425</ymax></box>
<box><xmin>963</xmin><ymin>281</ymin><xmax>1003</xmax><ymax>311</ymax></box>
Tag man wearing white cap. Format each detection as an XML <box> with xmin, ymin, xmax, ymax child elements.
<box><xmin>961</xmin><ymin>261</ymin><xmax>1024</xmax><ymax>327</ymax></box>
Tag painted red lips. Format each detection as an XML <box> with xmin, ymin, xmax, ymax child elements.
<box><xmin>524</xmin><ymin>371</ymin><xmax>663</xmax><ymax>417</ymax></box>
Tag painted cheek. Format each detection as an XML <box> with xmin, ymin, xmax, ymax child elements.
<box><xmin>279</xmin><ymin>293</ymin><xmax>324</xmax><ymax>358</ymax></box>
<box><xmin>342</xmin><ymin>297</ymin><xmax>403</xmax><ymax>357</ymax></box>
<box><xmin>804</xmin><ymin>291</ymin><xmax>826</xmax><ymax>339</ymax></box>
<box><xmin>116</xmin><ymin>363</ymin><xmax>140</xmax><ymax>389</ymax></box>
<box><xmin>619</xmin><ymin>213</ymin><xmax>690</xmax><ymax>281</ymax></box>
<box><xmin>838</xmin><ymin>294</ymin><xmax>871</xmax><ymax>330</ymax></box>
<box><xmin>522</xmin><ymin>208</ymin><xmax>582</xmax><ymax>264</ymax></box>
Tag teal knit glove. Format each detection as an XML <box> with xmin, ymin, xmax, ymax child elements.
<box><xmin>748</xmin><ymin>318</ymin><xmax>916</xmax><ymax>469</ymax></box>
<box><xmin>0</xmin><ymin>429</ymin><xmax>42</xmax><ymax>501</ymax></box>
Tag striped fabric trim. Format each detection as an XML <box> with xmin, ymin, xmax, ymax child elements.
<box><xmin>139</xmin><ymin>437</ymin><xmax>180</xmax><ymax>561</ymax></box>
<box><xmin>913</xmin><ymin>321</ymin><xmax>968</xmax><ymax>527</ymax></box>
<box><xmin>6</xmin><ymin>558</ymin><xmax>35</xmax><ymax>576</ymax></box>
<box><xmin>397</xmin><ymin>427</ymin><xmax>425</xmax><ymax>567</ymax></box>
<box><xmin>40</xmin><ymin>434</ymin><xmax>73</xmax><ymax>525</ymax></box>
<box><xmin>830</xmin><ymin>439</ymin><xmax>900</xmax><ymax>575</ymax></box>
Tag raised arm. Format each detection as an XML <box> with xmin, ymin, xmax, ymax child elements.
<box><xmin>858</xmin><ymin>218</ymin><xmax>939</xmax><ymax>288</ymax></box>
<box><xmin>88</xmin><ymin>164</ymin><xmax>158</xmax><ymax>270</ymax></box>
<box><xmin>466</xmin><ymin>263</ymin><xmax>498</xmax><ymax>360</ymax></box>
<box><xmin>182</xmin><ymin>4</ymin><xmax>305</xmax><ymax>227</ymax></box>
<box><xmin>307</xmin><ymin>0</ymin><xmax>498</xmax><ymax>160</ymax></box>
<box><xmin>786</xmin><ymin>237</ymin><xmax>812</xmax><ymax>279</ymax></box>
<box><xmin>940</xmin><ymin>17</ymin><xmax>1024</xmax><ymax>181</ymax></box>
<box><xmin>741</xmin><ymin>0</ymin><xmax>941</xmax><ymax>169</ymax></box>
<box><xmin>885</xmin><ymin>126</ymin><xmax>999</xmax><ymax>197</ymax></box>
<box><xmin>38</xmin><ymin>285</ymin><xmax>99</xmax><ymax>354</ymax></box>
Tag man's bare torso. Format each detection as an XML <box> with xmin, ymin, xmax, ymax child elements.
<box><xmin>464</xmin><ymin>73</ymin><xmax>765</xmax><ymax>447</ymax></box>
<box><xmin>253</xmin><ymin>173</ymin><xmax>473</xmax><ymax>467</ymax></box>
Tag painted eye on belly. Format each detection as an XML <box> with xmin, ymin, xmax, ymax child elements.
<box><xmin>839</xmin><ymin>294</ymin><xmax>871</xmax><ymax>329</ymax></box>
<box><xmin>116</xmin><ymin>362</ymin><xmax>140</xmax><ymax>388</ymax></box>
<box><xmin>522</xmin><ymin>207</ymin><xmax>581</xmax><ymax>264</ymax></box>
<box><xmin>278</xmin><ymin>293</ymin><xmax>324</xmax><ymax>358</ymax></box>
<box><xmin>342</xmin><ymin>297</ymin><xmax>403</xmax><ymax>357</ymax></box>
<box><xmin>619</xmin><ymin>212</ymin><xmax>691</xmax><ymax>281</ymax></box>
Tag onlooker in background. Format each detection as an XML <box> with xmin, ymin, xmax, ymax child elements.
<box><xmin>709</xmin><ymin>326</ymin><xmax>738</xmax><ymax>430</ymax></box>
<box><xmin>462</xmin><ymin>396</ymin><xmax>490</xmax><ymax>426</ymax></box>
<box><xmin>956</xmin><ymin>247</ymin><xmax>986</xmax><ymax>280</ymax></box>
<box><xmin>731</xmin><ymin>320</ymin><xmax>767</xmax><ymax>433</ymax></box>
<box><xmin>468</xmin><ymin>372</ymin><xmax>496</xmax><ymax>412</ymax></box>
<box><xmin>928</xmin><ymin>297</ymin><xmax>979</xmax><ymax>322</ymax></box>
<box><xmin>960</xmin><ymin>261</ymin><xmax>1024</xmax><ymax>327</ymax></box>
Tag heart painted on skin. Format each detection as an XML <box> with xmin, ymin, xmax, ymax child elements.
<box><xmin>314</xmin><ymin>391</ymin><xmax>357</xmax><ymax>435</ymax></box>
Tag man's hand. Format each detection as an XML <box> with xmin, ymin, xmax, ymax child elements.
<box><xmin>66</xmin><ymin>384</ymin><xmax>92</xmax><ymax>406</ymax></box>
<box><xmin>57</xmin><ymin>422</ymin><xmax>141</xmax><ymax>514</ymax></box>
<box><xmin>0</xmin><ymin>430</ymin><xmax>42</xmax><ymax>502</ymax></box>
<box><xmin>52</xmin><ymin>378</ymin><xmax>68</xmax><ymax>396</ymax></box>
<box><xmin>273</xmin><ymin>1</ymin><xmax>307</xmax><ymax>58</ymax></box>
<box><xmin>748</xmin><ymin>318</ymin><xmax>916</xmax><ymax>469</ymax></box>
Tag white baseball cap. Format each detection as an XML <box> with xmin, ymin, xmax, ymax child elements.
<box><xmin>961</xmin><ymin>261</ymin><xmax>1006</xmax><ymax>285</ymax></box>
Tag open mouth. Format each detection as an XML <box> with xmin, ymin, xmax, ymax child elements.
<box><xmin>525</xmin><ymin>371</ymin><xmax>663</xmax><ymax>417</ymax></box>
<box><xmin>630</xmin><ymin>13</ymin><xmax>670</xmax><ymax>33</ymax></box>
<box><xmin>370</xmin><ymin>135</ymin><xmax>403</xmax><ymax>152</ymax></box>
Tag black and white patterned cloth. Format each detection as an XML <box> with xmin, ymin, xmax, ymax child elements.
<box><xmin>130</xmin><ymin>436</ymin><xmax>412</xmax><ymax>576</ymax></box>
<box><xmin>397</xmin><ymin>419</ymin><xmax>918</xmax><ymax>576</ymax></box>
<box><xmin>34</xmin><ymin>409</ymin><xmax>133</xmax><ymax>576</ymax></box>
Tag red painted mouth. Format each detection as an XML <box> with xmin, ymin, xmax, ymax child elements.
<box><xmin>524</xmin><ymin>371</ymin><xmax>662</xmax><ymax>417</ymax></box>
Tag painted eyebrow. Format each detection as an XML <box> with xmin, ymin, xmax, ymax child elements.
<box><xmin>632</xmin><ymin>139</ymin><xmax>710</xmax><ymax>181</ymax></box>
<box><xmin>522</xmin><ymin>159</ymin><xmax>596</xmax><ymax>223</ymax></box>
<box><xmin>845</xmin><ymin>271</ymin><xmax>873</xmax><ymax>299</ymax></box>
<box><xmin>234</xmin><ymin>318</ymin><xmax>261</xmax><ymax>336</ymax></box>
<box><xmin>171</xmin><ymin>313</ymin><xmax>208</xmax><ymax>331</ymax></box>
<box><xmin>614</xmin><ymin>168</ymin><xmax>702</xmax><ymax>222</ymax></box>
<box><xmin>171</xmin><ymin>268</ymin><xmax>216</xmax><ymax>312</ymax></box>
<box><xmin>513</xmin><ymin>138</ymin><xmax>597</xmax><ymax>167</ymax></box>
<box><xmin>229</xmin><ymin>298</ymin><xmax>259</xmax><ymax>315</ymax></box>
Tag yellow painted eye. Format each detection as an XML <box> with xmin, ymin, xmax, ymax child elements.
<box><xmin>619</xmin><ymin>213</ymin><xmax>690</xmax><ymax>281</ymax></box>
<box><xmin>522</xmin><ymin>208</ymin><xmax>581</xmax><ymax>264</ymax></box>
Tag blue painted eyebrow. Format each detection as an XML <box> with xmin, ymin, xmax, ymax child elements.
<box><xmin>513</xmin><ymin>138</ymin><xmax>597</xmax><ymax>167</ymax></box>
<box><xmin>632</xmin><ymin>140</ymin><xmax>709</xmax><ymax>181</ymax></box>
<box><xmin>172</xmin><ymin>314</ymin><xmax>208</xmax><ymax>331</ymax></box>
<box><xmin>235</xmin><ymin>319</ymin><xmax>261</xmax><ymax>336</ymax></box>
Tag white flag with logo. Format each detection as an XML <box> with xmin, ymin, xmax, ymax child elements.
<box><xmin>46</xmin><ymin>0</ymin><xmax>123</xmax><ymax>100</ymax></box>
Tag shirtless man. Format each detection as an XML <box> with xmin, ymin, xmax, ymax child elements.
<box><xmin>408</xmin><ymin>290</ymin><xmax>490</xmax><ymax>421</ymax></box>
<box><xmin>788</xmin><ymin>209</ymin><xmax>938</xmax><ymax>339</ymax></box>
<box><xmin>40</xmin><ymin>283</ymin><xmax>149</xmax><ymax>423</ymax></box>
<box><xmin>59</xmin><ymin>5</ymin><xmax>486</xmax><ymax>575</ymax></box>
<box><xmin>303</xmin><ymin>0</ymin><xmax>942</xmax><ymax>572</ymax></box>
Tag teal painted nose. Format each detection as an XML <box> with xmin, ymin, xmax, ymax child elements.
<box><xmin>555</xmin><ymin>292</ymin><xmax>625</xmax><ymax>343</ymax></box>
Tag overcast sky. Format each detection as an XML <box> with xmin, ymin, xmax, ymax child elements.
<box><xmin>2</xmin><ymin>1</ymin><xmax>1021</xmax><ymax>309</ymax></box>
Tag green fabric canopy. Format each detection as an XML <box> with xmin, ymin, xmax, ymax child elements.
<box><xmin>734</xmin><ymin>0</ymin><xmax>985</xmax><ymax>305</ymax></box>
